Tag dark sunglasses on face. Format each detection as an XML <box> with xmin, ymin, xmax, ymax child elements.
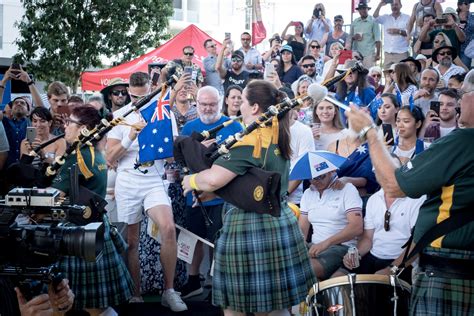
<box><xmin>311</xmin><ymin>45</ymin><xmax>321</xmax><ymax>49</ymax></box>
<box><xmin>302</xmin><ymin>63</ymin><xmax>316</xmax><ymax>68</ymax></box>
<box><xmin>184</xmin><ymin>52</ymin><xmax>194</xmax><ymax>56</ymax></box>
<box><xmin>438</xmin><ymin>51</ymin><xmax>452</xmax><ymax>56</ymax></box>
<box><xmin>207</xmin><ymin>44</ymin><xmax>216</xmax><ymax>48</ymax></box>
<box><xmin>111</xmin><ymin>90</ymin><xmax>127</xmax><ymax>97</ymax></box>
<box><xmin>231</xmin><ymin>58</ymin><xmax>243</xmax><ymax>62</ymax></box>
<box><xmin>241</xmin><ymin>38</ymin><xmax>251</xmax><ymax>41</ymax></box>
<box><xmin>372</xmin><ymin>73</ymin><xmax>382</xmax><ymax>78</ymax></box>
<box><xmin>384</xmin><ymin>210</ymin><xmax>391</xmax><ymax>231</ymax></box>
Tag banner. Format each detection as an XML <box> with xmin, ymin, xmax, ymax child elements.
<box><xmin>252</xmin><ymin>0</ymin><xmax>266</xmax><ymax>46</ymax></box>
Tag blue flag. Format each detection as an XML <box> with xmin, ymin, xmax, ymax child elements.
<box><xmin>367</xmin><ymin>93</ymin><xmax>383</xmax><ymax>120</ymax></box>
<box><xmin>394</xmin><ymin>83</ymin><xmax>403</xmax><ymax>106</ymax></box>
<box><xmin>409</xmin><ymin>93</ymin><xmax>415</xmax><ymax>112</ymax></box>
<box><xmin>138</xmin><ymin>89</ymin><xmax>174</xmax><ymax>163</ymax></box>
<box><xmin>352</xmin><ymin>87</ymin><xmax>363</xmax><ymax>106</ymax></box>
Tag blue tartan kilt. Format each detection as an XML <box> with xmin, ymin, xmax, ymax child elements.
<box><xmin>212</xmin><ymin>204</ymin><xmax>316</xmax><ymax>313</ymax></box>
<box><xmin>58</xmin><ymin>217</ymin><xmax>134</xmax><ymax>309</ymax></box>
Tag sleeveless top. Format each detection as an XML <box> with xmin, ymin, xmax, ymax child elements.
<box><xmin>414</xmin><ymin>0</ymin><xmax>437</xmax><ymax>38</ymax></box>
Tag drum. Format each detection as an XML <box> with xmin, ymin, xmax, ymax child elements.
<box><xmin>305</xmin><ymin>274</ymin><xmax>411</xmax><ymax>316</ymax></box>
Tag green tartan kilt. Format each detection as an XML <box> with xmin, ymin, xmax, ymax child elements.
<box><xmin>410</xmin><ymin>247</ymin><xmax>474</xmax><ymax>316</ymax></box>
<box><xmin>58</xmin><ymin>218</ymin><xmax>134</xmax><ymax>309</ymax></box>
<box><xmin>212</xmin><ymin>204</ymin><xmax>316</xmax><ymax>313</ymax></box>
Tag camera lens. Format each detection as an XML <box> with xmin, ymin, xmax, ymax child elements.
<box><xmin>60</xmin><ymin>222</ymin><xmax>104</xmax><ymax>262</ymax></box>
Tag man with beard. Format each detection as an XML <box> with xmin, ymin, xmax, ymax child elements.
<box><xmin>300</xmin><ymin>55</ymin><xmax>322</xmax><ymax>82</ymax></box>
<box><xmin>433</xmin><ymin>45</ymin><xmax>466</xmax><ymax>87</ymax></box>
<box><xmin>100</xmin><ymin>78</ymin><xmax>130</xmax><ymax>112</ymax></box>
<box><xmin>179</xmin><ymin>86</ymin><xmax>242</xmax><ymax>298</ymax></box>
<box><xmin>216</xmin><ymin>40</ymin><xmax>250</xmax><ymax>92</ymax></box>
<box><xmin>421</xmin><ymin>88</ymin><xmax>460</xmax><ymax>140</ymax></box>
<box><xmin>46</xmin><ymin>81</ymin><xmax>69</xmax><ymax>135</ymax></box>
<box><xmin>1</xmin><ymin>97</ymin><xmax>30</xmax><ymax>168</ymax></box>
<box><xmin>414</xmin><ymin>68</ymin><xmax>440</xmax><ymax>115</ymax></box>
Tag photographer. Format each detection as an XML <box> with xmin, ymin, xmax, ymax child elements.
<box><xmin>0</xmin><ymin>64</ymin><xmax>45</xmax><ymax>109</ymax></box>
<box><xmin>305</xmin><ymin>3</ymin><xmax>332</xmax><ymax>43</ymax></box>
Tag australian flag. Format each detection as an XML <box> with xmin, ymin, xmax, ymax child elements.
<box><xmin>367</xmin><ymin>93</ymin><xmax>383</xmax><ymax>120</ymax></box>
<box><xmin>138</xmin><ymin>89</ymin><xmax>173</xmax><ymax>163</ymax></box>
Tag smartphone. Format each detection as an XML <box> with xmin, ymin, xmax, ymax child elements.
<box><xmin>183</xmin><ymin>66</ymin><xmax>193</xmax><ymax>82</ymax></box>
<box><xmin>225</xmin><ymin>32</ymin><xmax>231</xmax><ymax>40</ymax></box>
<box><xmin>26</xmin><ymin>127</ymin><xmax>37</xmax><ymax>143</ymax></box>
<box><xmin>382</xmin><ymin>124</ymin><xmax>395</xmax><ymax>146</ymax></box>
<box><xmin>435</xmin><ymin>17</ymin><xmax>448</xmax><ymax>24</ymax></box>
<box><xmin>264</xmin><ymin>62</ymin><xmax>275</xmax><ymax>80</ymax></box>
<box><xmin>56</xmin><ymin>105</ymin><xmax>71</xmax><ymax>116</ymax></box>
<box><xmin>338</xmin><ymin>49</ymin><xmax>353</xmax><ymax>65</ymax></box>
<box><xmin>151</xmin><ymin>72</ymin><xmax>160</xmax><ymax>85</ymax></box>
<box><xmin>11</xmin><ymin>63</ymin><xmax>21</xmax><ymax>75</ymax></box>
<box><xmin>430</xmin><ymin>101</ymin><xmax>440</xmax><ymax>116</ymax></box>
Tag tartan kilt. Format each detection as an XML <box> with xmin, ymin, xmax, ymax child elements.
<box><xmin>410</xmin><ymin>247</ymin><xmax>474</xmax><ymax>316</ymax></box>
<box><xmin>58</xmin><ymin>217</ymin><xmax>134</xmax><ymax>309</ymax></box>
<box><xmin>212</xmin><ymin>204</ymin><xmax>316</xmax><ymax>313</ymax></box>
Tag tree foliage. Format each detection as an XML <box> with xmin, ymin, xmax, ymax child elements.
<box><xmin>15</xmin><ymin>0</ymin><xmax>174</xmax><ymax>90</ymax></box>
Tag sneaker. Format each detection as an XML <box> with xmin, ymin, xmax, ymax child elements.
<box><xmin>129</xmin><ymin>296</ymin><xmax>144</xmax><ymax>303</ymax></box>
<box><xmin>180</xmin><ymin>280</ymin><xmax>204</xmax><ymax>299</ymax></box>
<box><xmin>161</xmin><ymin>290</ymin><xmax>188</xmax><ymax>312</ymax></box>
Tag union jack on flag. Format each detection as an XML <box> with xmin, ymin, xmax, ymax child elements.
<box><xmin>138</xmin><ymin>89</ymin><xmax>174</xmax><ymax>163</ymax></box>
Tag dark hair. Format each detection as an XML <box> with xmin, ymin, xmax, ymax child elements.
<box><xmin>47</xmin><ymin>81</ymin><xmax>69</xmax><ymax>98</ymax></box>
<box><xmin>300</xmin><ymin>54</ymin><xmax>316</xmax><ymax>64</ymax></box>
<box><xmin>439</xmin><ymin>87</ymin><xmax>460</xmax><ymax>100</ymax></box>
<box><xmin>129</xmin><ymin>72</ymin><xmax>149</xmax><ymax>87</ymax></box>
<box><xmin>422</xmin><ymin>67</ymin><xmax>440</xmax><ymax>83</ymax></box>
<box><xmin>376</xmin><ymin>93</ymin><xmax>401</xmax><ymax>125</ymax></box>
<box><xmin>222</xmin><ymin>85</ymin><xmax>243</xmax><ymax>117</ymax></box>
<box><xmin>448</xmin><ymin>73</ymin><xmax>465</xmax><ymax>84</ymax></box>
<box><xmin>71</xmin><ymin>105</ymin><xmax>101</xmax><ymax>130</ymax></box>
<box><xmin>203</xmin><ymin>39</ymin><xmax>213</xmax><ymax>48</ymax></box>
<box><xmin>182</xmin><ymin>45</ymin><xmax>194</xmax><ymax>53</ymax></box>
<box><xmin>244</xmin><ymin>80</ymin><xmax>292</xmax><ymax>159</ymax></box>
<box><xmin>394</xmin><ymin>63</ymin><xmax>418</xmax><ymax>90</ymax></box>
<box><xmin>336</xmin><ymin>70</ymin><xmax>369</xmax><ymax>100</ymax></box>
<box><xmin>241</xmin><ymin>31</ymin><xmax>251</xmax><ymax>38</ymax></box>
<box><xmin>398</xmin><ymin>105</ymin><xmax>425</xmax><ymax>136</ymax></box>
<box><xmin>423</xmin><ymin>13</ymin><xmax>436</xmax><ymax>20</ymax></box>
<box><xmin>68</xmin><ymin>95</ymin><xmax>84</xmax><ymax>105</ymax></box>
<box><xmin>30</xmin><ymin>106</ymin><xmax>53</xmax><ymax>122</ymax></box>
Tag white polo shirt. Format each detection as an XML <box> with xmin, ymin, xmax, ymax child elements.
<box><xmin>301</xmin><ymin>183</ymin><xmax>362</xmax><ymax>246</ymax></box>
<box><xmin>107</xmin><ymin>102</ymin><xmax>178</xmax><ymax>177</ymax></box>
<box><xmin>375</xmin><ymin>13</ymin><xmax>410</xmax><ymax>53</ymax></box>
<box><xmin>365</xmin><ymin>189</ymin><xmax>426</xmax><ymax>260</ymax></box>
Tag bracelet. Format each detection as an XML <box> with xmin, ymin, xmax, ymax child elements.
<box><xmin>358</xmin><ymin>123</ymin><xmax>377</xmax><ymax>142</ymax></box>
<box><xmin>189</xmin><ymin>174</ymin><xmax>200</xmax><ymax>191</ymax></box>
<box><xmin>121</xmin><ymin>137</ymin><xmax>133</xmax><ymax>149</ymax></box>
<box><xmin>27</xmin><ymin>80</ymin><xmax>35</xmax><ymax>86</ymax></box>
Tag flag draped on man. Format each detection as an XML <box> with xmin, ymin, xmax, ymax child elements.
<box><xmin>252</xmin><ymin>0</ymin><xmax>266</xmax><ymax>46</ymax></box>
<box><xmin>138</xmin><ymin>89</ymin><xmax>174</xmax><ymax>163</ymax></box>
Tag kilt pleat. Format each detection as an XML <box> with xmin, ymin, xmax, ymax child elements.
<box><xmin>212</xmin><ymin>205</ymin><xmax>316</xmax><ymax>313</ymax></box>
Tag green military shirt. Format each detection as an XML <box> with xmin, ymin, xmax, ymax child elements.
<box><xmin>214</xmin><ymin>127</ymin><xmax>289</xmax><ymax>198</ymax></box>
<box><xmin>395</xmin><ymin>129</ymin><xmax>474</xmax><ymax>250</ymax></box>
<box><xmin>51</xmin><ymin>146</ymin><xmax>107</xmax><ymax>198</ymax></box>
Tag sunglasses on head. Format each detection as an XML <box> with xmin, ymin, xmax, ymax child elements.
<box><xmin>302</xmin><ymin>63</ymin><xmax>316</xmax><ymax>68</ymax></box>
<box><xmin>438</xmin><ymin>51</ymin><xmax>452</xmax><ymax>56</ymax></box>
<box><xmin>184</xmin><ymin>52</ymin><xmax>194</xmax><ymax>56</ymax></box>
<box><xmin>384</xmin><ymin>210</ymin><xmax>391</xmax><ymax>231</ymax></box>
<box><xmin>111</xmin><ymin>90</ymin><xmax>127</xmax><ymax>97</ymax></box>
<box><xmin>310</xmin><ymin>45</ymin><xmax>321</xmax><ymax>49</ymax></box>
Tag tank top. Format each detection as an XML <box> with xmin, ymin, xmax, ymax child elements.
<box><xmin>414</xmin><ymin>0</ymin><xmax>437</xmax><ymax>38</ymax></box>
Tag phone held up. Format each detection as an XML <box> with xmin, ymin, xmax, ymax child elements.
<box><xmin>26</xmin><ymin>127</ymin><xmax>37</xmax><ymax>144</ymax></box>
<box><xmin>430</xmin><ymin>101</ymin><xmax>441</xmax><ymax>116</ymax></box>
<box><xmin>382</xmin><ymin>124</ymin><xmax>395</xmax><ymax>146</ymax></box>
<box><xmin>10</xmin><ymin>63</ymin><xmax>21</xmax><ymax>76</ymax></box>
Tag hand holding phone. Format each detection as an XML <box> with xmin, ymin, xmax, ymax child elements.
<box><xmin>26</xmin><ymin>127</ymin><xmax>37</xmax><ymax>144</ymax></box>
<box><xmin>382</xmin><ymin>124</ymin><xmax>394</xmax><ymax>146</ymax></box>
<box><xmin>225</xmin><ymin>32</ymin><xmax>231</xmax><ymax>40</ymax></box>
<box><xmin>10</xmin><ymin>63</ymin><xmax>21</xmax><ymax>76</ymax></box>
<box><xmin>430</xmin><ymin>101</ymin><xmax>440</xmax><ymax>116</ymax></box>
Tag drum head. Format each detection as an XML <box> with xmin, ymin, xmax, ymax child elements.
<box><xmin>307</xmin><ymin>274</ymin><xmax>411</xmax><ymax>316</ymax></box>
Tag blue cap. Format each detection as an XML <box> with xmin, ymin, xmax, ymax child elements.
<box><xmin>280</xmin><ymin>45</ymin><xmax>293</xmax><ymax>53</ymax></box>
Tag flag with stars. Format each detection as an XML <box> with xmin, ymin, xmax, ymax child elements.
<box><xmin>138</xmin><ymin>89</ymin><xmax>174</xmax><ymax>163</ymax></box>
<box><xmin>367</xmin><ymin>93</ymin><xmax>383</xmax><ymax>120</ymax></box>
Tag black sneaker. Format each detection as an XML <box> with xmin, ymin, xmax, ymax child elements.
<box><xmin>180</xmin><ymin>280</ymin><xmax>203</xmax><ymax>299</ymax></box>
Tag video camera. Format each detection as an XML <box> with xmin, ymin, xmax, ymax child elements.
<box><xmin>0</xmin><ymin>187</ymin><xmax>105</xmax><ymax>300</ymax></box>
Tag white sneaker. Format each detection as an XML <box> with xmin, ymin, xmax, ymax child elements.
<box><xmin>129</xmin><ymin>296</ymin><xmax>144</xmax><ymax>303</ymax></box>
<box><xmin>161</xmin><ymin>290</ymin><xmax>188</xmax><ymax>312</ymax></box>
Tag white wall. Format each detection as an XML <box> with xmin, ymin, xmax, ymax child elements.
<box><xmin>0</xmin><ymin>0</ymin><xmax>23</xmax><ymax>62</ymax></box>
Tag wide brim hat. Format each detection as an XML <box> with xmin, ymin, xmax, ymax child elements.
<box><xmin>100</xmin><ymin>78</ymin><xmax>129</xmax><ymax>109</ymax></box>
<box><xmin>400</xmin><ymin>57</ymin><xmax>422</xmax><ymax>73</ymax></box>
<box><xmin>444</xmin><ymin>7</ymin><xmax>460</xmax><ymax>23</ymax></box>
<box><xmin>356</xmin><ymin>2</ymin><xmax>371</xmax><ymax>10</ymax></box>
<box><xmin>432</xmin><ymin>45</ymin><xmax>458</xmax><ymax>63</ymax></box>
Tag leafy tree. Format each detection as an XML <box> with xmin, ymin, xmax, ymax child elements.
<box><xmin>15</xmin><ymin>0</ymin><xmax>174</xmax><ymax>90</ymax></box>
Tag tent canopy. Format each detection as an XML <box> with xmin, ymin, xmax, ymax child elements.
<box><xmin>81</xmin><ymin>24</ymin><xmax>222</xmax><ymax>91</ymax></box>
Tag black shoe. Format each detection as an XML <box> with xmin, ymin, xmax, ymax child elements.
<box><xmin>180</xmin><ymin>280</ymin><xmax>203</xmax><ymax>299</ymax></box>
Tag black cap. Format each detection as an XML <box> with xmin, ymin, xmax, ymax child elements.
<box><xmin>400</xmin><ymin>57</ymin><xmax>422</xmax><ymax>73</ymax></box>
<box><xmin>356</xmin><ymin>2</ymin><xmax>371</xmax><ymax>10</ymax></box>
<box><xmin>334</xmin><ymin>15</ymin><xmax>344</xmax><ymax>21</ymax></box>
<box><xmin>231</xmin><ymin>50</ymin><xmax>244</xmax><ymax>60</ymax></box>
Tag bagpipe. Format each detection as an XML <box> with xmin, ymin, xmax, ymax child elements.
<box><xmin>174</xmin><ymin>62</ymin><xmax>367</xmax><ymax>217</ymax></box>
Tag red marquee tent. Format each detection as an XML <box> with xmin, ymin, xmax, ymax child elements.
<box><xmin>81</xmin><ymin>24</ymin><xmax>221</xmax><ymax>91</ymax></box>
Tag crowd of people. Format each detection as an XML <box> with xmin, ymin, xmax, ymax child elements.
<box><xmin>0</xmin><ymin>0</ymin><xmax>473</xmax><ymax>315</ymax></box>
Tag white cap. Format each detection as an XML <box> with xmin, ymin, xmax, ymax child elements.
<box><xmin>415</xmin><ymin>54</ymin><xmax>427</xmax><ymax>61</ymax></box>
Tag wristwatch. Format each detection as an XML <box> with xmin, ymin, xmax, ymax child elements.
<box><xmin>358</xmin><ymin>123</ymin><xmax>377</xmax><ymax>142</ymax></box>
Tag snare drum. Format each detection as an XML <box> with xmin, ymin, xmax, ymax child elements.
<box><xmin>305</xmin><ymin>274</ymin><xmax>411</xmax><ymax>316</ymax></box>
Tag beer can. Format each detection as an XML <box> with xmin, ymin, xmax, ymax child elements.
<box><xmin>347</xmin><ymin>246</ymin><xmax>360</xmax><ymax>268</ymax></box>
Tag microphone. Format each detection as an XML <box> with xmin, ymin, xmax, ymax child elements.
<box><xmin>306</xmin><ymin>83</ymin><xmax>328</xmax><ymax>104</ymax></box>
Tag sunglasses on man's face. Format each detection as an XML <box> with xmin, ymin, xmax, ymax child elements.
<box><xmin>384</xmin><ymin>210</ymin><xmax>391</xmax><ymax>231</ymax></box>
<box><xmin>302</xmin><ymin>63</ymin><xmax>316</xmax><ymax>68</ymax></box>
<box><xmin>438</xmin><ymin>51</ymin><xmax>452</xmax><ymax>57</ymax></box>
<box><xmin>241</xmin><ymin>38</ymin><xmax>251</xmax><ymax>41</ymax></box>
<box><xmin>231</xmin><ymin>58</ymin><xmax>243</xmax><ymax>63</ymax></box>
<box><xmin>111</xmin><ymin>90</ymin><xmax>128</xmax><ymax>97</ymax></box>
<box><xmin>310</xmin><ymin>45</ymin><xmax>321</xmax><ymax>49</ymax></box>
<box><xmin>184</xmin><ymin>52</ymin><xmax>194</xmax><ymax>56</ymax></box>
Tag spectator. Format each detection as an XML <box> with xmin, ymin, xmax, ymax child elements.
<box><xmin>321</xmin><ymin>42</ymin><xmax>344</xmax><ymax>81</ymax></box>
<box><xmin>300</xmin><ymin>55</ymin><xmax>322</xmax><ymax>82</ymax></box>
<box><xmin>312</xmin><ymin>99</ymin><xmax>348</xmax><ymax>151</ymax></box>
<box><xmin>307</xmin><ymin>40</ymin><xmax>328</xmax><ymax>77</ymax></box>
<box><xmin>292</xmin><ymin>75</ymin><xmax>315</xmax><ymax>126</ymax></box>
<box><xmin>67</xmin><ymin>95</ymin><xmax>84</xmax><ymax>109</ymax></box>
<box><xmin>262</xmin><ymin>35</ymin><xmax>282</xmax><ymax>62</ymax></box>
<box><xmin>416</xmin><ymin>53</ymin><xmax>429</xmax><ymax>70</ymax></box>
<box><xmin>385</xmin><ymin>63</ymin><xmax>418</xmax><ymax>105</ymax></box>
<box><xmin>374</xmin><ymin>0</ymin><xmax>411</xmax><ymax>70</ymax></box>
<box><xmin>323</xmin><ymin>15</ymin><xmax>350</xmax><ymax>57</ymax></box>
<box><xmin>2</xmin><ymin>97</ymin><xmax>30</xmax><ymax>168</ymax></box>
<box><xmin>305</xmin><ymin>3</ymin><xmax>332</xmax><ymax>43</ymax></box>
<box><xmin>299</xmin><ymin>170</ymin><xmax>363</xmax><ymax>280</ymax></box>
<box><xmin>351</xmin><ymin>2</ymin><xmax>382</xmax><ymax>68</ymax></box>
<box><xmin>422</xmin><ymin>88</ymin><xmax>460</xmax><ymax>140</ymax></box>
<box><xmin>407</xmin><ymin>0</ymin><xmax>442</xmax><ymax>42</ymax></box>
<box><xmin>434</xmin><ymin>45</ymin><xmax>467</xmax><ymax>87</ymax></box>
<box><xmin>47</xmin><ymin>81</ymin><xmax>70</xmax><ymax>135</ymax></box>
<box><xmin>216</xmin><ymin>43</ymin><xmax>250</xmax><ymax>92</ymax></box>
<box><xmin>203</xmin><ymin>39</ymin><xmax>229</xmax><ymax>95</ymax></box>
<box><xmin>419</xmin><ymin>7</ymin><xmax>466</xmax><ymax>55</ymax></box>
<box><xmin>161</xmin><ymin>46</ymin><xmax>204</xmax><ymax>87</ymax></box>
<box><xmin>413</xmin><ymin>14</ymin><xmax>436</xmax><ymax>58</ymax></box>
<box><xmin>458</xmin><ymin>0</ymin><xmax>474</xmax><ymax>67</ymax></box>
<box><xmin>377</xmin><ymin>93</ymin><xmax>401</xmax><ymax>136</ymax></box>
<box><xmin>221</xmin><ymin>85</ymin><xmax>243</xmax><ymax>119</ymax></box>
<box><xmin>278</xmin><ymin>45</ymin><xmax>304</xmax><ymax>86</ymax></box>
<box><xmin>424</xmin><ymin>33</ymin><xmax>469</xmax><ymax>71</ymax></box>
<box><xmin>282</xmin><ymin>21</ymin><xmax>307</xmax><ymax>62</ymax></box>
<box><xmin>401</xmin><ymin>56</ymin><xmax>422</xmax><ymax>82</ymax></box>
<box><xmin>238</xmin><ymin>32</ymin><xmax>263</xmax><ymax>73</ymax></box>
<box><xmin>369</xmin><ymin>66</ymin><xmax>385</xmax><ymax>94</ymax></box>
<box><xmin>99</xmin><ymin>78</ymin><xmax>130</xmax><ymax>112</ymax></box>
<box><xmin>0</xmin><ymin>122</ymin><xmax>8</xmax><ymax>172</ymax></box>
<box><xmin>0</xmin><ymin>65</ymin><xmax>44</xmax><ymax>108</ymax></box>
<box><xmin>414</xmin><ymin>67</ymin><xmax>440</xmax><ymax>115</ymax></box>
<box><xmin>169</xmin><ymin>74</ymin><xmax>199</xmax><ymax>132</ymax></box>
<box><xmin>448</xmin><ymin>73</ymin><xmax>465</xmax><ymax>89</ymax></box>
<box><xmin>392</xmin><ymin>106</ymin><xmax>426</xmax><ymax>164</ymax></box>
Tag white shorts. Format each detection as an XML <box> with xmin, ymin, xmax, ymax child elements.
<box><xmin>115</xmin><ymin>171</ymin><xmax>171</xmax><ymax>225</ymax></box>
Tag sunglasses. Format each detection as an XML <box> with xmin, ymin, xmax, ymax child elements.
<box><xmin>207</xmin><ymin>44</ymin><xmax>216</xmax><ymax>48</ymax></box>
<box><xmin>371</xmin><ymin>73</ymin><xmax>382</xmax><ymax>78</ymax></box>
<box><xmin>231</xmin><ymin>57</ymin><xmax>243</xmax><ymax>62</ymax></box>
<box><xmin>302</xmin><ymin>63</ymin><xmax>316</xmax><ymax>68</ymax></box>
<box><xmin>384</xmin><ymin>210</ymin><xmax>391</xmax><ymax>231</ymax></box>
<box><xmin>241</xmin><ymin>38</ymin><xmax>251</xmax><ymax>41</ymax></box>
<box><xmin>310</xmin><ymin>45</ymin><xmax>321</xmax><ymax>49</ymax></box>
<box><xmin>111</xmin><ymin>90</ymin><xmax>128</xmax><ymax>97</ymax></box>
<box><xmin>184</xmin><ymin>52</ymin><xmax>194</xmax><ymax>56</ymax></box>
<box><xmin>438</xmin><ymin>51</ymin><xmax>452</xmax><ymax>56</ymax></box>
<box><xmin>65</xmin><ymin>118</ymin><xmax>82</xmax><ymax>126</ymax></box>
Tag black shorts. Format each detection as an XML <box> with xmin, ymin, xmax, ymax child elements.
<box><xmin>184</xmin><ymin>204</ymin><xmax>224</xmax><ymax>243</ymax></box>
